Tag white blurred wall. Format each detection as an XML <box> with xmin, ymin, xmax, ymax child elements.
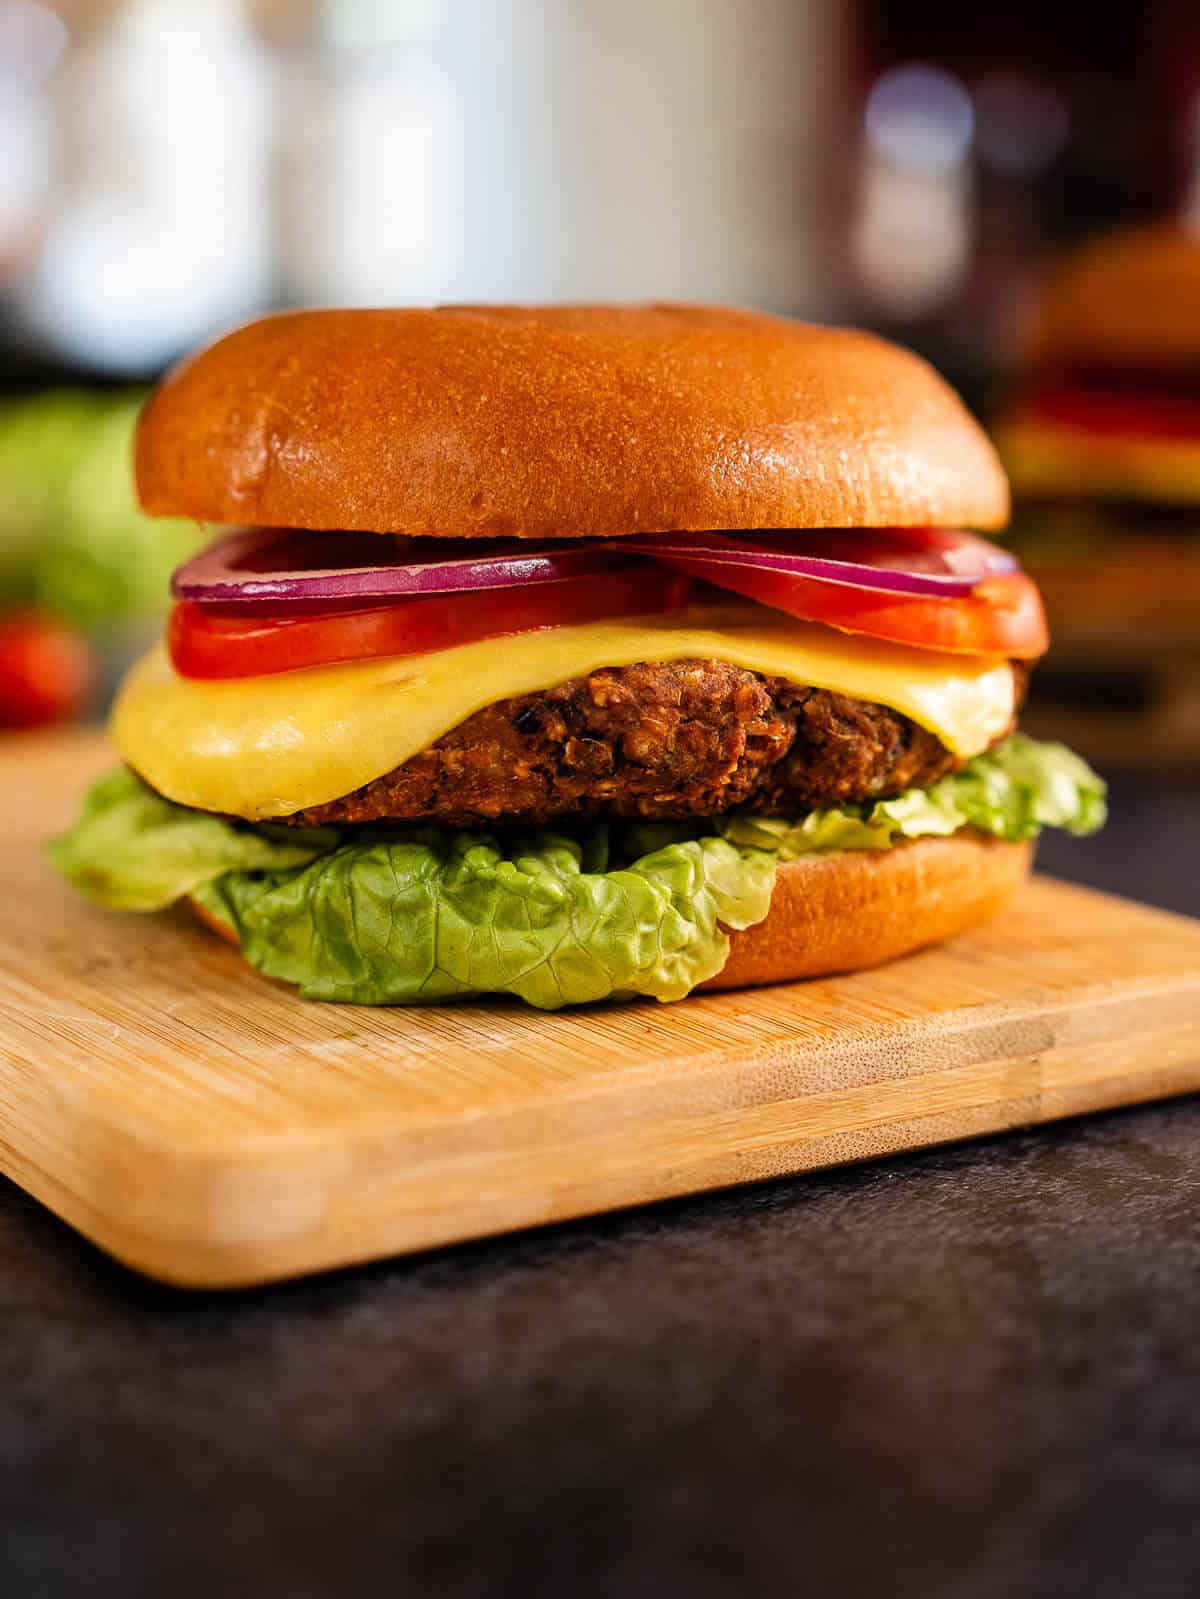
<box><xmin>6</xmin><ymin>0</ymin><xmax>849</xmax><ymax>370</ymax></box>
<box><xmin>282</xmin><ymin>0</ymin><xmax>848</xmax><ymax>312</ymax></box>
<box><xmin>548</xmin><ymin>0</ymin><xmax>845</xmax><ymax>309</ymax></box>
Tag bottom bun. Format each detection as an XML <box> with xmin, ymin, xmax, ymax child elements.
<box><xmin>703</xmin><ymin>834</ymin><xmax>1032</xmax><ymax>991</ymax></box>
<box><xmin>187</xmin><ymin>834</ymin><xmax>1032</xmax><ymax>998</ymax></box>
<box><xmin>190</xmin><ymin>896</ymin><xmax>240</xmax><ymax>947</ymax></box>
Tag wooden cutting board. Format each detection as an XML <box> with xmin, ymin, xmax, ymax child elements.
<box><xmin>2</xmin><ymin>729</ymin><xmax>1198</xmax><ymax>1289</ymax></box>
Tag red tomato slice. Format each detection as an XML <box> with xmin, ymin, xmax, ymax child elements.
<box><xmin>1028</xmin><ymin>384</ymin><xmax>1200</xmax><ymax>442</ymax></box>
<box><xmin>169</xmin><ymin>565</ymin><xmax>692</xmax><ymax>679</ymax></box>
<box><xmin>654</xmin><ymin>555</ymin><xmax>1048</xmax><ymax>658</ymax></box>
<box><xmin>0</xmin><ymin>612</ymin><xmax>93</xmax><ymax>727</ymax></box>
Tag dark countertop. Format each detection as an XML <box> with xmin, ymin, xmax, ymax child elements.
<box><xmin>1033</xmin><ymin>773</ymin><xmax>1199</xmax><ymax>920</ymax></box>
<box><xmin>4</xmin><ymin>773</ymin><xmax>1199</xmax><ymax>1599</ymax></box>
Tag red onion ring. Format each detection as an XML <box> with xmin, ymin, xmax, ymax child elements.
<box><xmin>172</xmin><ymin>526</ymin><xmax>1020</xmax><ymax>609</ymax></box>
<box><xmin>172</xmin><ymin>529</ymin><xmax>638</xmax><ymax>605</ymax></box>
<box><xmin>622</xmin><ymin>530</ymin><xmax>1017</xmax><ymax>596</ymax></box>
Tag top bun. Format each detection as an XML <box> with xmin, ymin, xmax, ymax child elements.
<box><xmin>1027</xmin><ymin>222</ymin><xmax>1200</xmax><ymax>369</ymax></box>
<box><xmin>136</xmin><ymin>304</ymin><xmax>1008</xmax><ymax>539</ymax></box>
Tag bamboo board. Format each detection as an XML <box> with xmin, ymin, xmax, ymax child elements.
<box><xmin>2</xmin><ymin>730</ymin><xmax>1198</xmax><ymax>1289</ymax></box>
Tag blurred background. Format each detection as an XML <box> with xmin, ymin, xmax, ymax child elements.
<box><xmin>1</xmin><ymin>0</ymin><xmax>1196</xmax><ymax>909</ymax></box>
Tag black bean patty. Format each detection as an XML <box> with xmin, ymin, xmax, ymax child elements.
<box><xmin>283</xmin><ymin>659</ymin><xmax>1026</xmax><ymax>828</ymax></box>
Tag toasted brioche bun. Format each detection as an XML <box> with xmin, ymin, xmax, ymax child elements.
<box><xmin>1027</xmin><ymin>222</ymin><xmax>1200</xmax><ymax>369</ymax></box>
<box><xmin>137</xmin><ymin>304</ymin><xmax>1008</xmax><ymax>539</ymax></box>
<box><xmin>187</xmin><ymin>835</ymin><xmax>1031</xmax><ymax>997</ymax></box>
<box><xmin>703</xmin><ymin>834</ymin><xmax>1031</xmax><ymax>990</ymax></box>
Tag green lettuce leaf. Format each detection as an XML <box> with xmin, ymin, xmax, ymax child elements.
<box><xmin>720</xmin><ymin>735</ymin><xmax>1106</xmax><ymax>859</ymax></box>
<box><xmin>48</xmin><ymin>734</ymin><xmax>1105</xmax><ymax>1008</ymax></box>
<box><xmin>0</xmin><ymin>391</ymin><xmax>202</xmax><ymax>628</ymax></box>
<box><xmin>194</xmin><ymin>828</ymin><xmax>775</xmax><ymax>1008</ymax></box>
<box><xmin>939</xmin><ymin>733</ymin><xmax>1107</xmax><ymax>839</ymax></box>
<box><xmin>47</xmin><ymin>767</ymin><xmax>338</xmax><ymax>912</ymax></box>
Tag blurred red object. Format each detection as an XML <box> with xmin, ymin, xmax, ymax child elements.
<box><xmin>0</xmin><ymin>613</ymin><xmax>92</xmax><ymax>729</ymax></box>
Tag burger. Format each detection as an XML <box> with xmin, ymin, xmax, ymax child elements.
<box><xmin>51</xmin><ymin>305</ymin><xmax>1104</xmax><ymax>1009</ymax></box>
<box><xmin>994</xmin><ymin>221</ymin><xmax>1200</xmax><ymax>655</ymax></box>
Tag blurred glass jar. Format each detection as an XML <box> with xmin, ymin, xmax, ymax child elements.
<box><xmin>12</xmin><ymin>0</ymin><xmax>274</xmax><ymax>373</ymax></box>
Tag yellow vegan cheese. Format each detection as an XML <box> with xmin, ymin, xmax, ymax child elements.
<box><xmin>112</xmin><ymin>606</ymin><xmax>1016</xmax><ymax>819</ymax></box>
<box><xmin>997</xmin><ymin>411</ymin><xmax>1200</xmax><ymax>504</ymax></box>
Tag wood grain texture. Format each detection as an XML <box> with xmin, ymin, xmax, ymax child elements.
<box><xmin>2</xmin><ymin>729</ymin><xmax>1198</xmax><ymax>1289</ymax></box>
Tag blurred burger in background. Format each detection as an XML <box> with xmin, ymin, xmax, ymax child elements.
<box><xmin>994</xmin><ymin>222</ymin><xmax>1200</xmax><ymax>765</ymax></box>
<box><xmin>0</xmin><ymin>390</ymin><xmax>200</xmax><ymax>730</ymax></box>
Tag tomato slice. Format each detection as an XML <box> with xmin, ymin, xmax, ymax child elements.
<box><xmin>652</xmin><ymin>555</ymin><xmax>1048</xmax><ymax>658</ymax></box>
<box><xmin>169</xmin><ymin>564</ymin><xmax>692</xmax><ymax>679</ymax></box>
<box><xmin>1027</xmin><ymin>383</ymin><xmax>1200</xmax><ymax>442</ymax></box>
<box><xmin>0</xmin><ymin>612</ymin><xmax>93</xmax><ymax>727</ymax></box>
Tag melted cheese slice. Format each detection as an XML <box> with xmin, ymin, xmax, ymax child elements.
<box><xmin>112</xmin><ymin>606</ymin><xmax>1016</xmax><ymax>819</ymax></box>
<box><xmin>999</xmin><ymin>411</ymin><xmax>1200</xmax><ymax>503</ymax></box>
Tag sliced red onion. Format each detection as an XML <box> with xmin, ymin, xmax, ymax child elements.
<box><xmin>172</xmin><ymin>525</ymin><xmax>1020</xmax><ymax>611</ymax></box>
<box><xmin>172</xmin><ymin>528</ymin><xmax>636</xmax><ymax>606</ymax></box>
<box><xmin>623</xmin><ymin>530</ymin><xmax>1018</xmax><ymax>597</ymax></box>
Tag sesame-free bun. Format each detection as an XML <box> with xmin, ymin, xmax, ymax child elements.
<box><xmin>1028</xmin><ymin>222</ymin><xmax>1200</xmax><ymax>369</ymax></box>
<box><xmin>703</xmin><ymin>834</ymin><xmax>1031</xmax><ymax>990</ymax></box>
<box><xmin>137</xmin><ymin>304</ymin><xmax>1009</xmax><ymax>539</ymax></box>
<box><xmin>188</xmin><ymin>835</ymin><xmax>1032</xmax><ymax>997</ymax></box>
